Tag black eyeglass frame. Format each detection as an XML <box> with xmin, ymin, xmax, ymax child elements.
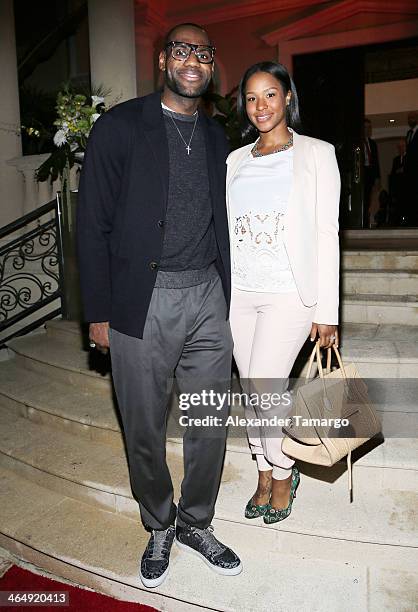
<box><xmin>165</xmin><ymin>40</ymin><xmax>216</xmax><ymax>64</ymax></box>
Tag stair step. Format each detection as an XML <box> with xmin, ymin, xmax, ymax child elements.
<box><xmin>295</xmin><ymin>322</ymin><xmax>418</xmax><ymax>376</ymax></box>
<box><xmin>346</xmin><ymin>294</ymin><xmax>418</xmax><ymax>303</ymax></box>
<box><xmin>7</xmin><ymin>322</ymin><xmax>418</xmax><ymax>393</ymax></box>
<box><xmin>341</xmin><ymin>250</ymin><xmax>418</xmax><ymax>271</ymax></box>
<box><xmin>2</xmin><ymin>385</ymin><xmax>417</xmax><ymax>495</ymax></box>
<box><xmin>341</xmin><ymin>322</ymin><xmax>418</xmax><ymax>341</ymax></box>
<box><xmin>6</xmin><ymin>334</ymin><xmax>112</xmax><ymax>394</ymax></box>
<box><xmin>1</xmin><ymin>351</ymin><xmax>417</xmax><ymax>475</ymax></box>
<box><xmin>0</xmin><ymin>359</ymin><xmax>122</xmax><ymax>446</ymax></box>
<box><xmin>341</xmin><ymin>294</ymin><xmax>418</xmax><ymax>326</ymax></box>
<box><xmin>324</xmin><ymin>324</ymin><xmax>418</xmax><ymax>376</ymax></box>
<box><xmin>0</xmin><ymin>404</ymin><xmax>417</xmax><ymax>546</ymax></box>
<box><xmin>1</xmin><ymin>467</ymin><xmax>417</xmax><ymax>612</ymax></box>
<box><xmin>340</xmin><ymin>322</ymin><xmax>418</xmax><ymax>375</ymax></box>
<box><xmin>45</xmin><ymin>319</ymin><xmax>86</xmax><ymax>349</ymax></box>
<box><xmin>0</xmin><ymin>405</ymin><xmax>132</xmax><ymax>505</ymax></box>
<box><xmin>342</xmin><ymin>269</ymin><xmax>418</xmax><ymax>296</ymax></box>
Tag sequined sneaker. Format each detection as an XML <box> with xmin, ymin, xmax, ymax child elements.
<box><xmin>175</xmin><ymin>524</ymin><xmax>242</xmax><ymax>576</ymax></box>
<box><xmin>139</xmin><ymin>525</ymin><xmax>175</xmax><ymax>588</ymax></box>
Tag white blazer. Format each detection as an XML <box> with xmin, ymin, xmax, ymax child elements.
<box><xmin>226</xmin><ymin>130</ymin><xmax>340</xmax><ymax>325</ymax></box>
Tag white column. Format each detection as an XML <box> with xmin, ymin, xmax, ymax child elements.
<box><xmin>38</xmin><ymin>178</ymin><xmax>52</xmax><ymax>206</ymax></box>
<box><xmin>0</xmin><ymin>0</ymin><xmax>23</xmax><ymax>226</ymax></box>
<box><xmin>88</xmin><ymin>0</ymin><xmax>137</xmax><ymax>104</ymax></box>
<box><xmin>21</xmin><ymin>168</ymin><xmax>38</xmax><ymax>215</ymax></box>
<box><xmin>7</xmin><ymin>154</ymin><xmax>52</xmax><ymax>214</ymax></box>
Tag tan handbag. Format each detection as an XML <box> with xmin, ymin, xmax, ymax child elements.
<box><xmin>282</xmin><ymin>340</ymin><xmax>381</xmax><ymax>499</ymax></box>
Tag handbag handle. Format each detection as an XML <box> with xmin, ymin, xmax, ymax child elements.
<box><xmin>306</xmin><ymin>340</ymin><xmax>347</xmax><ymax>380</ymax></box>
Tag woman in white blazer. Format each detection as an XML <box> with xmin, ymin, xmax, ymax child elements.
<box><xmin>227</xmin><ymin>62</ymin><xmax>340</xmax><ymax>524</ymax></box>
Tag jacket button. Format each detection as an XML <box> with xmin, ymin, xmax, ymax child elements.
<box><xmin>157</xmin><ymin>219</ymin><xmax>164</xmax><ymax>228</ymax></box>
<box><xmin>149</xmin><ymin>261</ymin><xmax>158</xmax><ymax>270</ymax></box>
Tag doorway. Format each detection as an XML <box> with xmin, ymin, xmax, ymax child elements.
<box><xmin>293</xmin><ymin>37</ymin><xmax>418</xmax><ymax>230</ymax></box>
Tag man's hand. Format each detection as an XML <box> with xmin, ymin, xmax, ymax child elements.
<box><xmin>89</xmin><ymin>322</ymin><xmax>110</xmax><ymax>354</ymax></box>
<box><xmin>310</xmin><ymin>323</ymin><xmax>339</xmax><ymax>349</ymax></box>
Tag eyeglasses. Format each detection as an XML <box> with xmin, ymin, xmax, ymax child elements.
<box><xmin>165</xmin><ymin>41</ymin><xmax>216</xmax><ymax>64</ymax></box>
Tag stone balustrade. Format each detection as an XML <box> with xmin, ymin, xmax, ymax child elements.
<box><xmin>6</xmin><ymin>154</ymin><xmax>80</xmax><ymax>216</ymax></box>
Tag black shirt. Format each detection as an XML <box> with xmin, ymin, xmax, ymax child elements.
<box><xmin>159</xmin><ymin>107</ymin><xmax>217</xmax><ymax>271</ymax></box>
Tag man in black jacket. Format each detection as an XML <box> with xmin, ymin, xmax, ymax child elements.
<box><xmin>77</xmin><ymin>23</ymin><xmax>241</xmax><ymax>588</ymax></box>
<box><xmin>405</xmin><ymin>111</ymin><xmax>418</xmax><ymax>225</ymax></box>
<box><xmin>389</xmin><ymin>138</ymin><xmax>407</xmax><ymax>225</ymax></box>
<box><xmin>363</xmin><ymin>118</ymin><xmax>381</xmax><ymax>227</ymax></box>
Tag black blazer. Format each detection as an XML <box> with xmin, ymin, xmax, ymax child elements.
<box><xmin>405</xmin><ymin>130</ymin><xmax>418</xmax><ymax>175</ymax></box>
<box><xmin>391</xmin><ymin>154</ymin><xmax>405</xmax><ymax>176</ymax></box>
<box><xmin>365</xmin><ymin>137</ymin><xmax>380</xmax><ymax>182</ymax></box>
<box><xmin>76</xmin><ymin>92</ymin><xmax>231</xmax><ymax>338</ymax></box>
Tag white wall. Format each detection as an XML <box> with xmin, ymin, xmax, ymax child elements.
<box><xmin>0</xmin><ymin>0</ymin><xmax>23</xmax><ymax>225</ymax></box>
<box><xmin>365</xmin><ymin>78</ymin><xmax>418</xmax><ymax>115</ymax></box>
<box><xmin>365</xmin><ymin>78</ymin><xmax>417</xmax><ymax>194</ymax></box>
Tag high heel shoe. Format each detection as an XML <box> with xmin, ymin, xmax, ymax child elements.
<box><xmin>244</xmin><ymin>497</ymin><xmax>270</xmax><ymax>519</ymax></box>
<box><xmin>263</xmin><ymin>466</ymin><xmax>300</xmax><ymax>524</ymax></box>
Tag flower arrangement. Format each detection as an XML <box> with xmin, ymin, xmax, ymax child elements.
<box><xmin>52</xmin><ymin>91</ymin><xmax>104</xmax><ymax>150</ymax></box>
<box><xmin>36</xmin><ymin>88</ymin><xmax>107</xmax><ymax>183</ymax></box>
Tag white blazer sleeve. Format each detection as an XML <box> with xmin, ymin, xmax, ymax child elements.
<box><xmin>314</xmin><ymin>143</ymin><xmax>340</xmax><ymax>325</ymax></box>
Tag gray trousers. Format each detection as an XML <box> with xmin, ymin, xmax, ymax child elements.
<box><xmin>109</xmin><ymin>275</ymin><xmax>233</xmax><ymax>531</ymax></box>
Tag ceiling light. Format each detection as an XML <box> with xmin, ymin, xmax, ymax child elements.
<box><xmin>389</xmin><ymin>119</ymin><xmax>395</xmax><ymax>123</ymax></box>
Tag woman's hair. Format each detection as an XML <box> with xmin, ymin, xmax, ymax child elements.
<box><xmin>237</xmin><ymin>61</ymin><xmax>302</xmax><ymax>143</ymax></box>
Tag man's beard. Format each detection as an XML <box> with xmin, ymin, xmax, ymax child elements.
<box><xmin>165</xmin><ymin>69</ymin><xmax>211</xmax><ymax>99</ymax></box>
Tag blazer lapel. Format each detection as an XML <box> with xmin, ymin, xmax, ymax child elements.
<box><xmin>142</xmin><ymin>92</ymin><xmax>169</xmax><ymax>210</ymax></box>
<box><xmin>225</xmin><ymin>143</ymin><xmax>252</xmax><ymax>227</ymax></box>
<box><xmin>226</xmin><ymin>144</ymin><xmax>252</xmax><ymax>192</ymax></box>
<box><xmin>286</xmin><ymin>130</ymin><xmax>311</xmax><ymax>226</ymax></box>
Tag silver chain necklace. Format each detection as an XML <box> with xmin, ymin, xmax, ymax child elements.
<box><xmin>252</xmin><ymin>132</ymin><xmax>293</xmax><ymax>157</ymax></box>
<box><xmin>168</xmin><ymin>111</ymin><xmax>198</xmax><ymax>155</ymax></box>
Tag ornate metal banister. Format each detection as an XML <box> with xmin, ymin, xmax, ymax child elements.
<box><xmin>0</xmin><ymin>196</ymin><xmax>65</xmax><ymax>346</ymax></box>
<box><xmin>0</xmin><ymin>199</ymin><xmax>57</xmax><ymax>240</ymax></box>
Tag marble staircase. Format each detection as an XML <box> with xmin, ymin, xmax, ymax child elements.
<box><xmin>341</xmin><ymin>251</ymin><xmax>418</xmax><ymax>326</ymax></box>
<box><xmin>0</xmin><ymin>319</ymin><xmax>417</xmax><ymax>611</ymax></box>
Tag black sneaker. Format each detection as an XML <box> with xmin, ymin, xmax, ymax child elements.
<box><xmin>139</xmin><ymin>525</ymin><xmax>175</xmax><ymax>588</ymax></box>
<box><xmin>176</xmin><ymin>524</ymin><xmax>242</xmax><ymax>576</ymax></box>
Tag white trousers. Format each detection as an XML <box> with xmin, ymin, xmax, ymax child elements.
<box><xmin>230</xmin><ymin>288</ymin><xmax>315</xmax><ymax>479</ymax></box>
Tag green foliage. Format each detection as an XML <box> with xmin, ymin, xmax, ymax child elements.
<box><xmin>36</xmin><ymin>145</ymin><xmax>75</xmax><ymax>183</ymax></box>
<box><xmin>204</xmin><ymin>87</ymin><xmax>241</xmax><ymax>150</ymax></box>
<box><xmin>36</xmin><ymin>85</ymin><xmax>107</xmax><ymax>183</ymax></box>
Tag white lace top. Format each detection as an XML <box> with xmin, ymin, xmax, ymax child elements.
<box><xmin>229</xmin><ymin>147</ymin><xmax>297</xmax><ymax>293</ymax></box>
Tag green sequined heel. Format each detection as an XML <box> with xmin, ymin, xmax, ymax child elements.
<box><xmin>263</xmin><ymin>467</ymin><xmax>300</xmax><ymax>525</ymax></box>
<box><xmin>244</xmin><ymin>497</ymin><xmax>270</xmax><ymax>519</ymax></box>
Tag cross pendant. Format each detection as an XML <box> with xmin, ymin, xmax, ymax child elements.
<box><xmin>186</xmin><ymin>145</ymin><xmax>191</xmax><ymax>155</ymax></box>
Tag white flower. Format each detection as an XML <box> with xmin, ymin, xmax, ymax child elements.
<box><xmin>92</xmin><ymin>95</ymin><xmax>105</xmax><ymax>108</ymax></box>
<box><xmin>53</xmin><ymin>129</ymin><xmax>68</xmax><ymax>147</ymax></box>
<box><xmin>91</xmin><ymin>113</ymin><xmax>100</xmax><ymax>123</ymax></box>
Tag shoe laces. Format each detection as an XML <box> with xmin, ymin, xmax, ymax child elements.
<box><xmin>191</xmin><ymin>525</ymin><xmax>225</xmax><ymax>556</ymax></box>
<box><xmin>150</xmin><ymin>526</ymin><xmax>173</xmax><ymax>561</ymax></box>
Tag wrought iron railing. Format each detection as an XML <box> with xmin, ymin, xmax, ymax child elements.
<box><xmin>0</xmin><ymin>196</ymin><xmax>66</xmax><ymax>346</ymax></box>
